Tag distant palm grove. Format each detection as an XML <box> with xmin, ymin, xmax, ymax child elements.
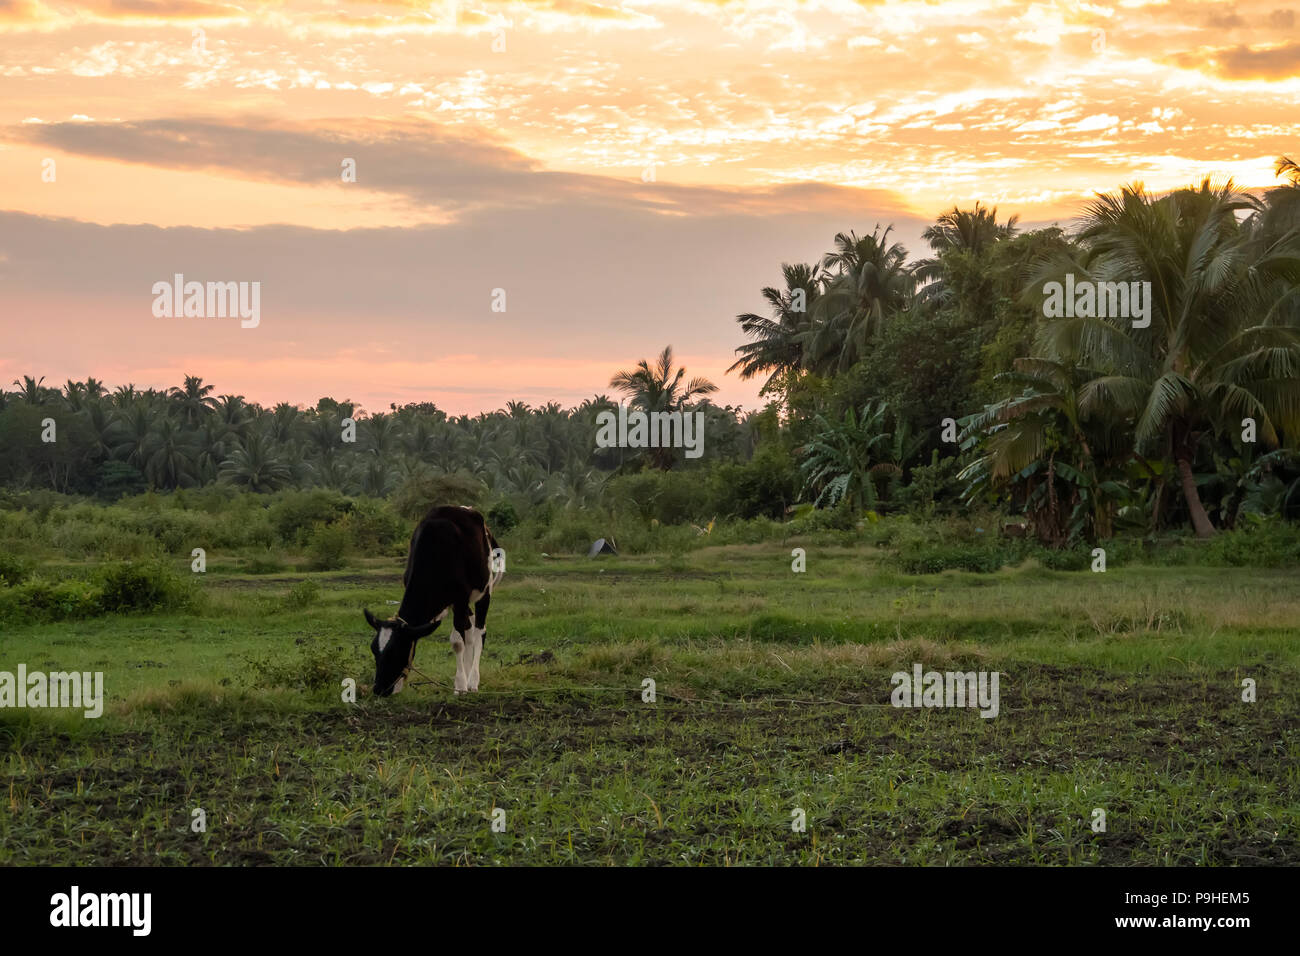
<box><xmin>4</xmin><ymin>158</ymin><xmax>1300</xmax><ymax>546</ymax></box>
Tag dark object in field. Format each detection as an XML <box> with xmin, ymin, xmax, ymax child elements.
<box><xmin>362</xmin><ymin>505</ymin><xmax>503</xmax><ymax>697</ymax></box>
<box><xmin>588</xmin><ymin>537</ymin><xmax>618</xmax><ymax>557</ymax></box>
<box><xmin>1000</xmin><ymin>521</ymin><xmax>1028</xmax><ymax>538</ymax></box>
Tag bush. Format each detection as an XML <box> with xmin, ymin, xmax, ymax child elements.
<box><xmin>0</xmin><ymin>553</ymin><xmax>30</xmax><ymax>586</ymax></box>
<box><xmin>710</xmin><ymin>443</ymin><xmax>798</xmax><ymax>520</ymax></box>
<box><xmin>391</xmin><ymin>473</ymin><xmax>485</xmax><ymax>522</ymax></box>
<box><xmin>269</xmin><ymin>490</ymin><xmax>353</xmax><ymax>547</ymax></box>
<box><xmin>341</xmin><ymin>499</ymin><xmax>404</xmax><ymax>553</ymax></box>
<box><xmin>286</xmin><ymin>579</ymin><xmax>321</xmax><ymax>609</ymax></box>
<box><xmin>1032</xmin><ymin>546</ymin><xmax>1092</xmax><ymax>571</ymax></box>
<box><xmin>244</xmin><ymin>551</ymin><xmax>287</xmax><ymax>574</ymax></box>
<box><xmin>487</xmin><ymin>500</ymin><xmax>520</xmax><ymax>534</ymax></box>
<box><xmin>0</xmin><ymin>577</ymin><xmax>102</xmax><ymax>623</ymax></box>
<box><xmin>1202</xmin><ymin>518</ymin><xmax>1300</xmax><ymax>567</ymax></box>
<box><xmin>604</xmin><ymin>472</ymin><xmax>665</xmax><ymax>523</ymax></box>
<box><xmin>244</xmin><ymin>639</ymin><xmax>356</xmax><ymax>692</ymax></box>
<box><xmin>95</xmin><ymin>560</ymin><xmax>196</xmax><ymax>614</ymax></box>
<box><xmin>0</xmin><ymin>560</ymin><xmax>196</xmax><ymax>623</ymax></box>
<box><xmin>305</xmin><ymin>522</ymin><xmax>351</xmax><ymax>571</ymax></box>
<box><xmin>894</xmin><ymin>542</ymin><xmax>1012</xmax><ymax>574</ymax></box>
<box><xmin>790</xmin><ymin>500</ymin><xmax>858</xmax><ymax>532</ymax></box>
<box><xmin>536</xmin><ymin>514</ymin><xmax>602</xmax><ymax>555</ymax></box>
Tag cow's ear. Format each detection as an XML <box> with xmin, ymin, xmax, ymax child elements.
<box><xmin>407</xmin><ymin>620</ymin><xmax>438</xmax><ymax>639</ymax></box>
<box><xmin>363</xmin><ymin>608</ymin><xmax>380</xmax><ymax>630</ymax></box>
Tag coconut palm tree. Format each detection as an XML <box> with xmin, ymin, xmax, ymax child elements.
<box><xmin>728</xmin><ymin>262</ymin><xmax>823</xmax><ymax>395</ymax></box>
<box><xmin>610</xmin><ymin>345</ymin><xmax>718</xmax><ymax>469</ymax></box>
<box><xmin>169</xmin><ymin>375</ymin><xmax>219</xmax><ymax>428</ymax></box>
<box><xmin>611</xmin><ymin>346</ymin><xmax>718</xmax><ymax>412</ymax></box>
<box><xmin>914</xmin><ymin>203</ymin><xmax>1020</xmax><ymax>314</ymax></box>
<box><xmin>215</xmin><ymin>394</ymin><xmax>252</xmax><ymax>440</ymax></box>
<box><xmin>1033</xmin><ymin>178</ymin><xmax>1300</xmax><ymax>536</ymax></box>
<box><xmin>111</xmin><ymin>404</ymin><xmax>154</xmax><ymax>471</ymax></box>
<box><xmin>111</xmin><ymin>384</ymin><xmax>138</xmax><ymax>408</ymax></box>
<box><xmin>919</xmin><ymin>202</ymin><xmax>1019</xmax><ymax>258</ymax></box>
<box><xmin>142</xmin><ymin>417</ymin><xmax>200</xmax><ymax>489</ymax></box>
<box><xmin>219</xmin><ymin>432</ymin><xmax>293</xmax><ymax>492</ymax></box>
<box><xmin>10</xmin><ymin>375</ymin><xmax>51</xmax><ymax>405</ymax></box>
<box><xmin>802</xmin><ymin>227</ymin><xmax>914</xmax><ymax>375</ymax></box>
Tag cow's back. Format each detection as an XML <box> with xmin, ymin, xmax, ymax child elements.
<box><xmin>402</xmin><ymin>505</ymin><xmax>492</xmax><ymax>592</ymax></box>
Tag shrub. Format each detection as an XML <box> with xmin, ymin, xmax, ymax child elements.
<box><xmin>790</xmin><ymin>500</ymin><xmax>858</xmax><ymax>532</ymax></box>
<box><xmin>1032</xmin><ymin>546</ymin><xmax>1092</xmax><ymax>571</ymax></box>
<box><xmin>269</xmin><ymin>490</ymin><xmax>353</xmax><ymax>547</ymax></box>
<box><xmin>487</xmin><ymin>500</ymin><xmax>520</xmax><ymax>534</ymax></box>
<box><xmin>710</xmin><ymin>443</ymin><xmax>798</xmax><ymax>520</ymax></box>
<box><xmin>536</xmin><ymin>514</ymin><xmax>602</xmax><ymax>555</ymax></box>
<box><xmin>1202</xmin><ymin>518</ymin><xmax>1300</xmax><ymax>567</ymax></box>
<box><xmin>305</xmin><ymin>522</ymin><xmax>351</xmax><ymax>571</ymax></box>
<box><xmin>342</xmin><ymin>499</ymin><xmax>404</xmax><ymax>553</ymax></box>
<box><xmin>894</xmin><ymin>542</ymin><xmax>1012</xmax><ymax>574</ymax></box>
<box><xmin>0</xmin><ymin>577</ymin><xmax>102</xmax><ymax>623</ymax></box>
<box><xmin>604</xmin><ymin>472</ymin><xmax>664</xmax><ymax>522</ymax></box>
<box><xmin>390</xmin><ymin>473</ymin><xmax>485</xmax><ymax>522</ymax></box>
<box><xmin>95</xmin><ymin>560</ymin><xmax>196</xmax><ymax>614</ymax></box>
<box><xmin>244</xmin><ymin>552</ymin><xmax>287</xmax><ymax>574</ymax></box>
<box><xmin>244</xmin><ymin>639</ymin><xmax>356</xmax><ymax>692</ymax></box>
<box><xmin>286</xmin><ymin>579</ymin><xmax>321</xmax><ymax>609</ymax></box>
<box><xmin>0</xmin><ymin>553</ymin><xmax>30</xmax><ymax>586</ymax></box>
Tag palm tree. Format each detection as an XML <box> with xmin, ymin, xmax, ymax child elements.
<box><xmin>1277</xmin><ymin>155</ymin><xmax>1300</xmax><ymax>187</ymax></box>
<box><xmin>111</xmin><ymin>404</ymin><xmax>153</xmax><ymax>470</ymax></box>
<box><xmin>914</xmin><ymin>203</ymin><xmax>1020</xmax><ymax>312</ymax></box>
<box><xmin>215</xmin><ymin>394</ymin><xmax>252</xmax><ymax>440</ymax></box>
<box><xmin>219</xmin><ymin>432</ymin><xmax>293</xmax><ymax>492</ymax></box>
<box><xmin>62</xmin><ymin>380</ymin><xmax>88</xmax><ymax>411</ymax></box>
<box><xmin>267</xmin><ymin>402</ymin><xmax>302</xmax><ymax>444</ymax></box>
<box><xmin>802</xmin><ymin>227</ymin><xmax>914</xmax><ymax>375</ymax></box>
<box><xmin>1034</xmin><ymin>178</ymin><xmax>1300</xmax><ymax>536</ymax></box>
<box><xmin>142</xmin><ymin>417</ymin><xmax>200</xmax><ymax>489</ymax></box>
<box><xmin>920</xmin><ymin>202</ymin><xmax>1019</xmax><ymax>258</ymax></box>
<box><xmin>610</xmin><ymin>345</ymin><xmax>718</xmax><ymax>469</ymax></box>
<box><xmin>11</xmin><ymin>375</ymin><xmax>51</xmax><ymax>405</ymax></box>
<box><xmin>169</xmin><ymin>375</ymin><xmax>219</xmax><ymax>427</ymax></box>
<box><xmin>360</xmin><ymin>412</ymin><xmax>398</xmax><ymax>458</ymax></box>
<box><xmin>193</xmin><ymin>418</ymin><xmax>228</xmax><ymax>484</ymax></box>
<box><xmin>728</xmin><ymin>262</ymin><xmax>822</xmax><ymax>395</ymax></box>
<box><xmin>78</xmin><ymin>401</ymin><xmax>120</xmax><ymax>462</ymax></box>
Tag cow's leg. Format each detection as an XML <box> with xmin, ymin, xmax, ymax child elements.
<box><xmin>450</xmin><ymin>605</ymin><xmax>472</xmax><ymax>695</ymax></box>
<box><xmin>467</xmin><ymin>592</ymin><xmax>491</xmax><ymax>692</ymax></box>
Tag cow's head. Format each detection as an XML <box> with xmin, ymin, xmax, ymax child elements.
<box><xmin>364</xmin><ymin>608</ymin><xmax>437</xmax><ymax>696</ymax></box>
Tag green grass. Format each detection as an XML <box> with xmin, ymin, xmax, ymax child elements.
<box><xmin>2</xmin><ymin>541</ymin><xmax>1297</xmax><ymax>864</ymax></box>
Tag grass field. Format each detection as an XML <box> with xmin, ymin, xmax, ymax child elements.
<box><xmin>2</xmin><ymin>540</ymin><xmax>1298</xmax><ymax>865</ymax></box>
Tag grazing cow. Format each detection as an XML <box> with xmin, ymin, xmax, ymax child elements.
<box><xmin>363</xmin><ymin>505</ymin><xmax>503</xmax><ymax>697</ymax></box>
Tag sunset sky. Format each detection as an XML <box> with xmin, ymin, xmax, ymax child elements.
<box><xmin>2</xmin><ymin>0</ymin><xmax>1298</xmax><ymax>414</ymax></box>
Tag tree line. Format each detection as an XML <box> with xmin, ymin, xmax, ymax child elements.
<box><xmin>733</xmin><ymin>159</ymin><xmax>1300</xmax><ymax>541</ymax></box>
<box><xmin>4</xmin><ymin>157</ymin><xmax>1299</xmax><ymax>544</ymax></box>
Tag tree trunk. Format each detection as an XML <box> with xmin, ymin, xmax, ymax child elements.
<box><xmin>1150</xmin><ymin>480</ymin><xmax>1165</xmax><ymax>533</ymax></box>
<box><xmin>1176</xmin><ymin>456</ymin><xmax>1216</xmax><ymax>538</ymax></box>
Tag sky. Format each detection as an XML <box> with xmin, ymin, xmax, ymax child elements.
<box><xmin>2</xmin><ymin>0</ymin><xmax>1298</xmax><ymax>415</ymax></box>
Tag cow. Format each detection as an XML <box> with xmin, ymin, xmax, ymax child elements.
<box><xmin>363</xmin><ymin>505</ymin><xmax>503</xmax><ymax>697</ymax></box>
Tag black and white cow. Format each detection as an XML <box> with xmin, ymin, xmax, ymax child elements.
<box><xmin>363</xmin><ymin>505</ymin><xmax>503</xmax><ymax>697</ymax></box>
